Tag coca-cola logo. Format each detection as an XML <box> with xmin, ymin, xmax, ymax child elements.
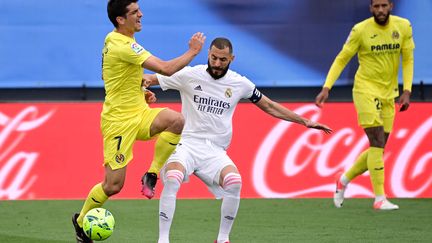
<box><xmin>0</xmin><ymin>106</ymin><xmax>54</xmax><ymax>199</ymax></box>
<box><xmin>253</xmin><ymin>104</ymin><xmax>432</xmax><ymax>198</ymax></box>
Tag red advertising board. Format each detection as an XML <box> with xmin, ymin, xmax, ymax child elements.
<box><xmin>0</xmin><ymin>102</ymin><xmax>431</xmax><ymax>200</ymax></box>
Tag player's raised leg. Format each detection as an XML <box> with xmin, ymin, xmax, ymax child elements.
<box><xmin>158</xmin><ymin>162</ymin><xmax>185</xmax><ymax>243</ymax></box>
<box><xmin>141</xmin><ymin>109</ymin><xmax>184</xmax><ymax>199</ymax></box>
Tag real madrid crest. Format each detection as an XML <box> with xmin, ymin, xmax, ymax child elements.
<box><xmin>392</xmin><ymin>31</ymin><xmax>400</xmax><ymax>40</ymax></box>
<box><xmin>225</xmin><ymin>88</ymin><xmax>232</xmax><ymax>98</ymax></box>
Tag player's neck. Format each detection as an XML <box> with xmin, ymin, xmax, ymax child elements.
<box><xmin>375</xmin><ymin>20</ymin><xmax>389</xmax><ymax>26</ymax></box>
<box><xmin>373</xmin><ymin>15</ymin><xmax>391</xmax><ymax>27</ymax></box>
<box><xmin>115</xmin><ymin>28</ymin><xmax>134</xmax><ymax>38</ymax></box>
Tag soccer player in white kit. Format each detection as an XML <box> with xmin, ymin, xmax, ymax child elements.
<box><xmin>143</xmin><ymin>38</ymin><xmax>332</xmax><ymax>243</ymax></box>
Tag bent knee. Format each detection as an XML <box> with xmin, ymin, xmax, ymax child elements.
<box><xmin>170</xmin><ymin>112</ymin><xmax>185</xmax><ymax>132</ymax></box>
<box><xmin>163</xmin><ymin>169</ymin><xmax>184</xmax><ymax>191</ymax></box>
<box><xmin>103</xmin><ymin>183</ymin><xmax>124</xmax><ymax>196</ymax></box>
<box><xmin>223</xmin><ymin>173</ymin><xmax>242</xmax><ymax>195</ymax></box>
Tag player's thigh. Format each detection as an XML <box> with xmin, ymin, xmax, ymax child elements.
<box><xmin>196</xmin><ymin>152</ymin><xmax>237</xmax><ymax>188</ymax></box>
<box><xmin>219</xmin><ymin>165</ymin><xmax>239</xmax><ymax>185</ymax></box>
<box><xmin>353</xmin><ymin>92</ymin><xmax>384</xmax><ymax>129</ymax></box>
<box><xmin>381</xmin><ymin>98</ymin><xmax>395</xmax><ymax>133</ymax></box>
<box><xmin>195</xmin><ymin>153</ymin><xmax>237</xmax><ymax>199</ymax></box>
<box><xmin>161</xmin><ymin>142</ymin><xmax>195</xmax><ymax>183</ymax></box>
<box><xmin>102</xmin><ymin>119</ymin><xmax>139</xmax><ymax>170</ymax></box>
<box><xmin>136</xmin><ymin>107</ymin><xmax>166</xmax><ymax>141</ymax></box>
<box><xmin>149</xmin><ymin>108</ymin><xmax>183</xmax><ymax>136</ymax></box>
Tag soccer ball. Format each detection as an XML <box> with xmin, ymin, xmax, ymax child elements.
<box><xmin>83</xmin><ymin>208</ymin><xmax>115</xmax><ymax>241</ymax></box>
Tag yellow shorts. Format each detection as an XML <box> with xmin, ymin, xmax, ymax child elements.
<box><xmin>101</xmin><ymin>107</ymin><xmax>165</xmax><ymax>170</ymax></box>
<box><xmin>353</xmin><ymin>92</ymin><xmax>395</xmax><ymax>133</ymax></box>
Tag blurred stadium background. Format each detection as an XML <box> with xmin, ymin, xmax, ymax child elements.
<box><xmin>0</xmin><ymin>0</ymin><xmax>431</xmax><ymax>242</ymax></box>
<box><xmin>1</xmin><ymin>0</ymin><xmax>431</xmax><ymax>100</ymax></box>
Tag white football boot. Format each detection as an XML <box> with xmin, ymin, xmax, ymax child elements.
<box><xmin>373</xmin><ymin>199</ymin><xmax>399</xmax><ymax>210</ymax></box>
<box><xmin>333</xmin><ymin>172</ymin><xmax>346</xmax><ymax>208</ymax></box>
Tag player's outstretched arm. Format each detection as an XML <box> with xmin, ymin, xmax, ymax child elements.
<box><xmin>142</xmin><ymin>32</ymin><xmax>206</xmax><ymax>76</ymax></box>
<box><xmin>255</xmin><ymin>95</ymin><xmax>332</xmax><ymax>134</ymax></box>
<box><xmin>303</xmin><ymin>119</ymin><xmax>333</xmax><ymax>134</ymax></box>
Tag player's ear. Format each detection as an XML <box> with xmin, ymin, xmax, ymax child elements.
<box><xmin>369</xmin><ymin>0</ymin><xmax>374</xmax><ymax>13</ymax></box>
<box><xmin>231</xmin><ymin>55</ymin><xmax>235</xmax><ymax>62</ymax></box>
<box><xmin>116</xmin><ymin>16</ymin><xmax>125</xmax><ymax>26</ymax></box>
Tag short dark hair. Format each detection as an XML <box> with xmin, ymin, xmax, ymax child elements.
<box><xmin>210</xmin><ymin>37</ymin><xmax>233</xmax><ymax>54</ymax></box>
<box><xmin>107</xmin><ymin>0</ymin><xmax>138</xmax><ymax>28</ymax></box>
<box><xmin>370</xmin><ymin>0</ymin><xmax>392</xmax><ymax>5</ymax></box>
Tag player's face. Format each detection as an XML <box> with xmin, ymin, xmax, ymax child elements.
<box><xmin>370</xmin><ymin>0</ymin><xmax>393</xmax><ymax>25</ymax></box>
<box><xmin>207</xmin><ymin>46</ymin><xmax>234</xmax><ymax>79</ymax></box>
<box><xmin>121</xmin><ymin>2</ymin><xmax>143</xmax><ymax>32</ymax></box>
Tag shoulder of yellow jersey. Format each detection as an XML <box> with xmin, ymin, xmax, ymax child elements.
<box><xmin>105</xmin><ymin>31</ymin><xmax>133</xmax><ymax>45</ymax></box>
<box><xmin>352</xmin><ymin>17</ymin><xmax>375</xmax><ymax>33</ymax></box>
<box><xmin>104</xmin><ymin>31</ymin><xmax>148</xmax><ymax>56</ymax></box>
<box><xmin>390</xmin><ymin>15</ymin><xmax>412</xmax><ymax>27</ymax></box>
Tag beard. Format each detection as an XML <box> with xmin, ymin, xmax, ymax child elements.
<box><xmin>373</xmin><ymin>12</ymin><xmax>390</xmax><ymax>25</ymax></box>
<box><xmin>206</xmin><ymin>60</ymin><xmax>230</xmax><ymax>79</ymax></box>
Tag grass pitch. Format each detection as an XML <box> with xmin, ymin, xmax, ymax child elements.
<box><xmin>0</xmin><ymin>198</ymin><xmax>430</xmax><ymax>242</ymax></box>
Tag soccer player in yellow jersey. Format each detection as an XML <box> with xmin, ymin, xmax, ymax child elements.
<box><xmin>315</xmin><ymin>0</ymin><xmax>414</xmax><ymax>210</ymax></box>
<box><xmin>72</xmin><ymin>0</ymin><xmax>205</xmax><ymax>242</ymax></box>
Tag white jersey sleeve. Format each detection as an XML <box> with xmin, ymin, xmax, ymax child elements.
<box><xmin>241</xmin><ymin>77</ymin><xmax>257</xmax><ymax>100</ymax></box>
<box><xmin>156</xmin><ymin>66</ymin><xmax>192</xmax><ymax>91</ymax></box>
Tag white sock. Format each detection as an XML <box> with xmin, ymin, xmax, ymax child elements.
<box><xmin>217</xmin><ymin>173</ymin><xmax>242</xmax><ymax>242</ymax></box>
<box><xmin>375</xmin><ymin>195</ymin><xmax>386</xmax><ymax>203</ymax></box>
<box><xmin>340</xmin><ymin>174</ymin><xmax>350</xmax><ymax>186</ymax></box>
<box><xmin>158</xmin><ymin>170</ymin><xmax>184</xmax><ymax>243</ymax></box>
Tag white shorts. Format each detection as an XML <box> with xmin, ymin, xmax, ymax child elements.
<box><xmin>161</xmin><ymin>137</ymin><xmax>236</xmax><ymax>199</ymax></box>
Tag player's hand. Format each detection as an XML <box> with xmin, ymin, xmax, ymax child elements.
<box><xmin>399</xmin><ymin>90</ymin><xmax>411</xmax><ymax>112</ymax></box>
<box><xmin>315</xmin><ymin>87</ymin><xmax>330</xmax><ymax>108</ymax></box>
<box><xmin>144</xmin><ymin>90</ymin><xmax>157</xmax><ymax>104</ymax></box>
<box><xmin>141</xmin><ymin>74</ymin><xmax>153</xmax><ymax>89</ymax></box>
<box><xmin>305</xmin><ymin>120</ymin><xmax>333</xmax><ymax>134</ymax></box>
<box><xmin>189</xmin><ymin>32</ymin><xmax>206</xmax><ymax>55</ymax></box>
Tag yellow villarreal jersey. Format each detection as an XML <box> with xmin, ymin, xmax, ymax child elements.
<box><xmin>344</xmin><ymin>15</ymin><xmax>415</xmax><ymax>98</ymax></box>
<box><xmin>101</xmin><ymin>31</ymin><xmax>152</xmax><ymax>121</ymax></box>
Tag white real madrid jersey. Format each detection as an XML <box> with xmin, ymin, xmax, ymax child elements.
<box><xmin>157</xmin><ymin>65</ymin><xmax>256</xmax><ymax>149</ymax></box>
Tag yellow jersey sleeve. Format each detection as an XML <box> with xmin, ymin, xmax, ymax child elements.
<box><xmin>323</xmin><ymin>26</ymin><xmax>359</xmax><ymax>89</ymax></box>
<box><xmin>118</xmin><ymin>42</ymin><xmax>152</xmax><ymax>66</ymax></box>
<box><xmin>401</xmin><ymin>20</ymin><xmax>415</xmax><ymax>92</ymax></box>
<box><xmin>401</xmin><ymin>20</ymin><xmax>415</xmax><ymax>50</ymax></box>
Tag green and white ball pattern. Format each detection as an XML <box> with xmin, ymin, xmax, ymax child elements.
<box><xmin>83</xmin><ymin>208</ymin><xmax>115</xmax><ymax>241</ymax></box>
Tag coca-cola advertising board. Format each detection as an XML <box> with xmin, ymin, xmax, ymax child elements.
<box><xmin>0</xmin><ymin>102</ymin><xmax>431</xmax><ymax>200</ymax></box>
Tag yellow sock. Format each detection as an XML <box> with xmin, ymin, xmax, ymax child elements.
<box><xmin>345</xmin><ymin>149</ymin><xmax>368</xmax><ymax>181</ymax></box>
<box><xmin>148</xmin><ymin>131</ymin><xmax>181</xmax><ymax>174</ymax></box>
<box><xmin>77</xmin><ymin>183</ymin><xmax>108</xmax><ymax>227</ymax></box>
<box><xmin>367</xmin><ymin>147</ymin><xmax>385</xmax><ymax>196</ymax></box>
